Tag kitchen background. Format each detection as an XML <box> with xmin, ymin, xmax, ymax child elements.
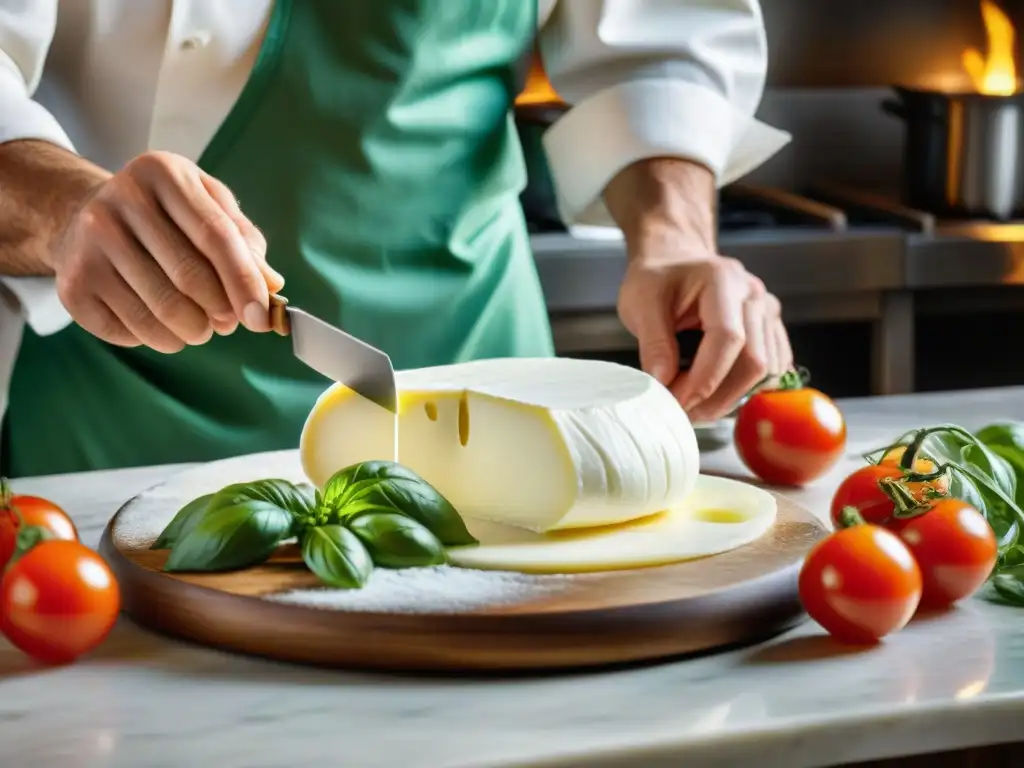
<box><xmin>522</xmin><ymin>0</ymin><xmax>1024</xmax><ymax>399</ymax></box>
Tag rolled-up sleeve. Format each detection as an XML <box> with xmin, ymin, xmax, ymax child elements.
<box><xmin>0</xmin><ymin>0</ymin><xmax>72</xmax><ymax>335</ymax></box>
<box><xmin>538</xmin><ymin>0</ymin><xmax>791</xmax><ymax>226</ymax></box>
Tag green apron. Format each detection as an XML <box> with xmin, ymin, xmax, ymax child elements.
<box><xmin>4</xmin><ymin>0</ymin><xmax>554</xmax><ymax>478</ymax></box>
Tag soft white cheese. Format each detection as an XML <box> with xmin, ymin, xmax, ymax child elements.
<box><xmin>299</xmin><ymin>357</ymin><xmax>700</xmax><ymax>533</ymax></box>
<box><xmin>449</xmin><ymin>474</ymin><xmax>777</xmax><ymax>573</ymax></box>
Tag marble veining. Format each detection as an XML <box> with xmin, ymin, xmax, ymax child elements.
<box><xmin>3</xmin><ymin>387</ymin><xmax>1024</xmax><ymax>767</ymax></box>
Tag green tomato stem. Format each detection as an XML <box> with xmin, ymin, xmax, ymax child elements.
<box><xmin>775</xmin><ymin>367</ymin><xmax>810</xmax><ymax>392</ymax></box>
<box><xmin>7</xmin><ymin>524</ymin><xmax>53</xmax><ymax>568</ymax></box>
<box><xmin>878</xmin><ymin>477</ymin><xmax>930</xmax><ymax>520</ymax></box>
<box><xmin>898</xmin><ymin>429</ymin><xmax>930</xmax><ymax>471</ymax></box>
<box><xmin>838</xmin><ymin>506</ymin><xmax>867</xmax><ymax>529</ymax></box>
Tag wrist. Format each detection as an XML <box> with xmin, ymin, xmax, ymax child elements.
<box><xmin>0</xmin><ymin>140</ymin><xmax>109</xmax><ymax>274</ymax></box>
<box><xmin>603</xmin><ymin>157</ymin><xmax>717</xmax><ymax>256</ymax></box>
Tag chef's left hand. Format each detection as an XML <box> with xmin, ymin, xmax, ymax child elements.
<box><xmin>605</xmin><ymin>159</ymin><xmax>793</xmax><ymax>423</ymax></box>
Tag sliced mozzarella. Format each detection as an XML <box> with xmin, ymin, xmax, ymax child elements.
<box><xmin>448</xmin><ymin>474</ymin><xmax>777</xmax><ymax>573</ymax></box>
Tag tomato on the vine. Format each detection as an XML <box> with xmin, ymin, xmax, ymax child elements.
<box><xmin>0</xmin><ymin>481</ymin><xmax>78</xmax><ymax>569</ymax></box>
<box><xmin>898</xmin><ymin>499</ymin><xmax>997</xmax><ymax>608</ymax></box>
<box><xmin>0</xmin><ymin>539</ymin><xmax>121</xmax><ymax>665</ymax></box>
<box><xmin>830</xmin><ymin>448</ymin><xmax>949</xmax><ymax>530</ymax></box>
<box><xmin>734</xmin><ymin>371</ymin><xmax>846</xmax><ymax>487</ymax></box>
<box><xmin>799</xmin><ymin>511</ymin><xmax>922</xmax><ymax>644</ymax></box>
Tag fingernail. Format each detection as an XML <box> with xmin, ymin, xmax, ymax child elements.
<box><xmin>649</xmin><ymin>365</ymin><xmax>672</xmax><ymax>386</ymax></box>
<box><xmin>242</xmin><ymin>301</ymin><xmax>268</xmax><ymax>332</ymax></box>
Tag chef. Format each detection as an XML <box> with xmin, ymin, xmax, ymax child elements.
<box><xmin>0</xmin><ymin>1</ymin><xmax>791</xmax><ymax>477</ymax></box>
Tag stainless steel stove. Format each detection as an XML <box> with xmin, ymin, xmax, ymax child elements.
<box><xmin>532</xmin><ymin>178</ymin><xmax>1024</xmax><ymax>397</ymax></box>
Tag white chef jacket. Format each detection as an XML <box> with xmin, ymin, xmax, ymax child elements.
<box><xmin>0</xmin><ymin>0</ymin><xmax>790</xmax><ymax>424</ymax></box>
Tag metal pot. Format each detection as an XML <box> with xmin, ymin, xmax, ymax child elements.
<box><xmin>882</xmin><ymin>85</ymin><xmax>1024</xmax><ymax>221</ymax></box>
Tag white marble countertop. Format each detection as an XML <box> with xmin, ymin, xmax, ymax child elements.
<box><xmin>4</xmin><ymin>387</ymin><xmax>1024</xmax><ymax>768</ymax></box>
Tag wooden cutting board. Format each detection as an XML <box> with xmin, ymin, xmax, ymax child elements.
<box><xmin>99</xmin><ymin>450</ymin><xmax>828</xmax><ymax>672</ymax></box>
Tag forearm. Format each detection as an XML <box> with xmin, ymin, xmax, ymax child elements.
<box><xmin>0</xmin><ymin>139</ymin><xmax>109</xmax><ymax>276</ymax></box>
<box><xmin>604</xmin><ymin>158</ymin><xmax>717</xmax><ymax>260</ymax></box>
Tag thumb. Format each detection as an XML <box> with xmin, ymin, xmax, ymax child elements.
<box><xmin>629</xmin><ymin>304</ymin><xmax>680</xmax><ymax>387</ymax></box>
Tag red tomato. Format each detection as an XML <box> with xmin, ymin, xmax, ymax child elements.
<box><xmin>898</xmin><ymin>499</ymin><xmax>998</xmax><ymax>609</ymax></box>
<box><xmin>799</xmin><ymin>522</ymin><xmax>922</xmax><ymax>644</ymax></box>
<box><xmin>1</xmin><ymin>540</ymin><xmax>120</xmax><ymax>665</ymax></box>
<box><xmin>734</xmin><ymin>384</ymin><xmax>846</xmax><ymax>486</ymax></box>
<box><xmin>0</xmin><ymin>491</ymin><xmax>79</xmax><ymax>569</ymax></box>
<box><xmin>830</xmin><ymin>451</ymin><xmax>949</xmax><ymax>530</ymax></box>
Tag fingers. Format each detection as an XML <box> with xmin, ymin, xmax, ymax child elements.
<box><xmin>617</xmin><ymin>265</ymin><xmax>682</xmax><ymax>386</ymax></box>
<box><xmin>105</xmin><ymin>199</ymin><xmax>220</xmax><ymax>345</ymax></box>
<box><xmin>130</xmin><ymin>154</ymin><xmax>272</xmax><ymax>331</ymax></box>
<box><xmin>687</xmin><ymin>291</ymin><xmax>769</xmax><ymax>422</ymax></box>
<box><xmin>108</xmin><ymin>246</ymin><xmax>213</xmax><ymax>348</ymax></box>
<box><xmin>70</xmin><ymin>261</ymin><xmax>187</xmax><ymax>354</ymax></box>
<box><xmin>635</xmin><ymin>312</ymin><xmax>681</xmax><ymax>388</ymax></box>
<box><xmin>671</xmin><ymin>260</ymin><xmax>748</xmax><ymax>411</ymax></box>
<box><xmin>770</xmin><ymin>294</ymin><xmax>794</xmax><ymax>372</ymax></box>
<box><xmin>637</xmin><ymin>258</ymin><xmax>793</xmax><ymax>423</ymax></box>
<box><xmin>69</xmin><ymin>295</ymin><xmax>140</xmax><ymax>349</ymax></box>
<box><xmin>116</xmin><ymin>184</ymin><xmax>238</xmax><ymax>336</ymax></box>
<box><xmin>202</xmin><ymin>173</ymin><xmax>285</xmax><ymax>294</ymax></box>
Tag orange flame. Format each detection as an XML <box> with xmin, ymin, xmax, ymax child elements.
<box><xmin>963</xmin><ymin>0</ymin><xmax>1018</xmax><ymax>95</ymax></box>
<box><xmin>514</xmin><ymin>51</ymin><xmax>564</xmax><ymax>107</ymax></box>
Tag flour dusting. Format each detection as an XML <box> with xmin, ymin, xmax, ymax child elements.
<box><xmin>268</xmin><ymin>565</ymin><xmax>575</xmax><ymax>614</ymax></box>
<box><xmin>113</xmin><ymin>450</ymin><xmax>307</xmax><ymax>549</ymax></box>
<box><xmin>112</xmin><ymin>450</ymin><xmax>576</xmax><ymax>613</ymax></box>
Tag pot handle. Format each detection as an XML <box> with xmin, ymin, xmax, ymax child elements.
<box><xmin>881</xmin><ymin>98</ymin><xmax>907</xmax><ymax>120</ymax></box>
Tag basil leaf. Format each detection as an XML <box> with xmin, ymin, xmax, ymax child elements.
<box><xmin>322</xmin><ymin>461</ymin><xmax>475</xmax><ymax>546</ymax></box>
<box><xmin>976</xmin><ymin>422</ymin><xmax>1024</xmax><ymax>455</ymax></box>
<box><xmin>348</xmin><ymin>512</ymin><xmax>447</xmax><ymax>568</ymax></box>
<box><xmin>978</xmin><ymin>423</ymin><xmax>1024</xmax><ymax>508</ymax></box>
<box><xmin>296</xmin><ymin>482</ymin><xmax>317</xmax><ymax>510</ymax></box>
<box><xmin>151</xmin><ymin>493</ymin><xmax>215</xmax><ymax>550</ymax></box>
<box><xmin>163</xmin><ymin>501</ymin><xmax>293</xmax><ymax>572</ymax></box>
<box><xmin>909</xmin><ymin>427</ymin><xmax>1023</xmax><ymax>554</ymax></box>
<box><xmin>213</xmin><ymin>478</ymin><xmax>313</xmax><ymax>519</ymax></box>
<box><xmin>918</xmin><ymin>427</ymin><xmax>1017</xmax><ymax>498</ymax></box>
<box><xmin>992</xmin><ymin>564</ymin><xmax>1024</xmax><ymax>606</ymax></box>
<box><xmin>1003</xmin><ymin>544</ymin><xmax>1024</xmax><ymax>569</ymax></box>
<box><xmin>301</xmin><ymin>525</ymin><xmax>373</xmax><ymax>588</ymax></box>
<box><xmin>322</xmin><ymin>461</ymin><xmax>426</xmax><ymax>506</ymax></box>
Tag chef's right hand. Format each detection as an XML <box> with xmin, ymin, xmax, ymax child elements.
<box><xmin>49</xmin><ymin>150</ymin><xmax>284</xmax><ymax>353</ymax></box>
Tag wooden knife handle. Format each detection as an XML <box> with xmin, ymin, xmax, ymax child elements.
<box><xmin>269</xmin><ymin>294</ymin><xmax>291</xmax><ymax>336</ymax></box>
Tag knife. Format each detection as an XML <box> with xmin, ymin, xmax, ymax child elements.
<box><xmin>268</xmin><ymin>294</ymin><xmax>397</xmax><ymax>413</ymax></box>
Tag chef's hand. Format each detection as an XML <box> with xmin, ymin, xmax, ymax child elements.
<box><xmin>605</xmin><ymin>159</ymin><xmax>793</xmax><ymax>422</ymax></box>
<box><xmin>48</xmin><ymin>150</ymin><xmax>283</xmax><ymax>353</ymax></box>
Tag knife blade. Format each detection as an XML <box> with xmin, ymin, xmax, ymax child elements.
<box><xmin>269</xmin><ymin>294</ymin><xmax>397</xmax><ymax>413</ymax></box>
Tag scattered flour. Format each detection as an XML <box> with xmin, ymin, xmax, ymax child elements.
<box><xmin>113</xmin><ymin>450</ymin><xmax>306</xmax><ymax>550</ymax></box>
<box><xmin>267</xmin><ymin>565</ymin><xmax>576</xmax><ymax>614</ymax></box>
<box><xmin>112</xmin><ymin>450</ymin><xmax>576</xmax><ymax>613</ymax></box>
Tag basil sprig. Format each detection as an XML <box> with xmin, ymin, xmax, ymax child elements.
<box><xmin>150</xmin><ymin>461</ymin><xmax>474</xmax><ymax>589</ymax></box>
<box><xmin>319</xmin><ymin>461</ymin><xmax>476</xmax><ymax>546</ymax></box>
<box><xmin>153</xmin><ymin>479</ymin><xmax>310</xmax><ymax>572</ymax></box>
<box><xmin>867</xmin><ymin>422</ymin><xmax>1024</xmax><ymax>607</ymax></box>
